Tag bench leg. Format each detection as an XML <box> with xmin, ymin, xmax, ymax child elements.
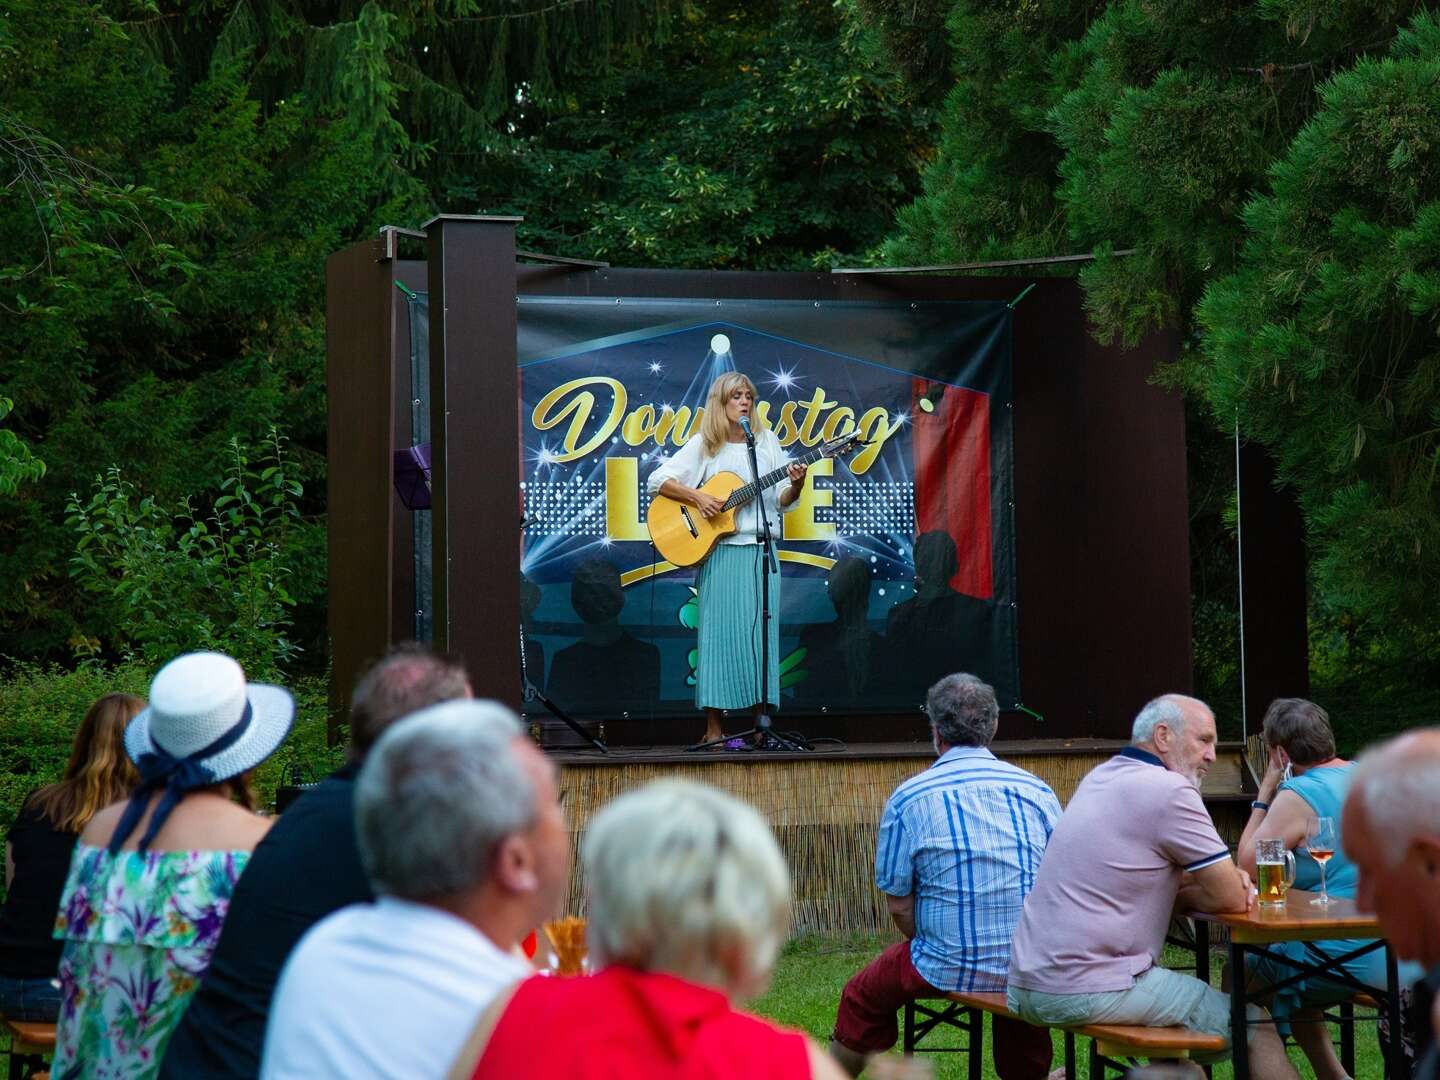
<box><xmin>1063</xmin><ymin>1030</ymin><xmax>1076</xmax><ymax>1080</ymax></box>
<box><xmin>903</xmin><ymin>1001</ymin><xmax>916</xmax><ymax>1055</ymax></box>
<box><xmin>968</xmin><ymin>1009</ymin><xmax>984</xmax><ymax>1080</ymax></box>
<box><xmin>1338</xmin><ymin>1000</ymin><xmax>1355</xmax><ymax>1076</ymax></box>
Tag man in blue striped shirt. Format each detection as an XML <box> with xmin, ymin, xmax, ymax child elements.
<box><xmin>829</xmin><ymin>673</ymin><xmax>1062</xmax><ymax>1078</ymax></box>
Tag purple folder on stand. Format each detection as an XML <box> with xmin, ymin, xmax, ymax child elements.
<box><xmin>393</xmin><ymin>442</ymin><xmax>432</xmax><ymax>510</ymax></box>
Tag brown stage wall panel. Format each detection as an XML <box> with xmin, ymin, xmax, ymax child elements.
<box><xmin>426</xmin><ymin>218</ymin><xmax>523</xmax><ymax>705</ymax></box>
<box><xmin>1238</xmin><ymin>443</ymin><xmax>1309</xmax><ymax>726</ymax></box>
<box><xmin>326</xmin><ymin>239</ymin><xmax>399</xmax><ymax>731</ymax></box>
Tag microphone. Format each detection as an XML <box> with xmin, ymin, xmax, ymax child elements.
<box><xmin>738</xmin><ymin>414</ymin><xmax>755</xmax><ymax>443</ymax></box>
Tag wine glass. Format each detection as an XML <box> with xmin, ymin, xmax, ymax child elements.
<box><xmin>1306</xmin><ymin>815</ymin><xmax>1337</xmax><ymax>905</ymax></box>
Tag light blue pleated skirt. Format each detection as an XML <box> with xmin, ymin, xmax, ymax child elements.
<box><xmin>695</xmin><ymin>543</ymin><xmax>780</xmax><ymax>710</ymax></box>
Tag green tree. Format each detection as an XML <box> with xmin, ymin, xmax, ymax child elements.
<box><xmin>0</xmin><ymin>0</ymin><xmax>425</xmax><ymax>663</ymax></box>
<box><xmin>864</xmin><ymin>0</ymin><xmax>1440</xmax><ymax>708</ymax></box>
<box><xmin>1196</xmin><ymin>12</ymin><xmax>1440</xmax><ymax>631</ymax></box>
<box><xmin>465</xmin><ymin>0</ymin><xmax>934</xmax><ymax>269</ymax></box>
<box><xmin>0</xmin><ymin>398</ymin><xmax>45</xmax><ymax>496</ymax></box>
<box><xmin>66</xmin><ymin>431</ymin><xmax>304</xmax><ymax>678</ymax></box>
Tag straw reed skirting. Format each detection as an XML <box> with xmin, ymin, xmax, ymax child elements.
<box><xmin>557</xmin><ymin>749</ymin><xmax>1247</xmax><ymax>936</ymax></box>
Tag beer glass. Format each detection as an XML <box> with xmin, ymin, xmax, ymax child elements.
<box><xmin>1256</xmin><ymin>838</ymin><xmax>1295</xmax><ymax>905</ymax></box>
<box><xmin>1305</xmin><ymin>816</ymin><xmax>1338</xmax><ymax>905</ymax></box>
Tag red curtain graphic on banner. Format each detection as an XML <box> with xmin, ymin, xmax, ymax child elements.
<box><xmin>911</xmin><ymin>378</ymin><xmax>992</xmax><ymax>599</ymax></box>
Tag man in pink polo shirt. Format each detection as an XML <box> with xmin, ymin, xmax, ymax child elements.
<box><xmin>1007</xmin><ymin>694</ymin><xmax>1299</xmax><ymax>1079</ymax></box>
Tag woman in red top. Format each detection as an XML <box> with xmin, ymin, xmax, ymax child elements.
<box><xmin>448</xmin><ymin>780</ymin><xmax>847</xmax><ymax>1080</ymax></box>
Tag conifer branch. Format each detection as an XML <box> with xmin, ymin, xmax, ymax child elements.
<box><xmin>450</xmin><ymin>0</ymin><xmax>594</xmax><ymax>24</ymax></box>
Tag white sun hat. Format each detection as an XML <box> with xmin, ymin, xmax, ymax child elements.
<box><xmin>125</xmin><ymin>651</ymin><xmax>295</xmax><ymax>781</ymax></box>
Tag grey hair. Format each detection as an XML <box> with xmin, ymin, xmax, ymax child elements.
<box><xmin>1350</xmin><ymin>730</ymin><xmax>1440</xmax><ymax>867</ymax></box>
<box><xmin>1131</xmin><ymin>694</ymin><xmax>1204</xmax><ymax>744</ymax></box>
<box><xmin>355</xmin><ymin>699</ymin><xmax>530</xmax><ymax>901</ymax></box>
<box><xmin>926</xmin><ymin>673</ymin><xmax>999</xmax><ymax>748</ymax></box>
<box><xmin>583</xmin><ymin>780</ymin><xmax>790</xmax><ymax>999</ymax></box>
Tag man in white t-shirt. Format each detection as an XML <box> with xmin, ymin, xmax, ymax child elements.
<box><xmin>261</xmin><ymin>699</ymin><xmax>569</xmax><ymax>1079</ymax></box>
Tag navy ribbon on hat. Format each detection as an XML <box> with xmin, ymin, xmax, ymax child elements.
<box><xmin>107</xmin><ymin>701</ymin><xmax>254</xmax><ymax>854</ymax></box>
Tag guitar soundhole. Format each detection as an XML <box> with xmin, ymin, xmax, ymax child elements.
<box><xmin>680</xmin><ymin>505</ymin><xmax>699</xmax><ymax>538</ymax></box>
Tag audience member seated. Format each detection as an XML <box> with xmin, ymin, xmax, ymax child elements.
<box><xmin>0</xmin><ymin>693</ymin><xmax>141</xmax><ymax>1023</ymax></box>
<box><xmin>1237</xmin><ymin>697</ymin><xmax>1421</xmax><ymax>1079</ymax></box>
<box><xmin>260</xmin><ymin>698</ymin><xmax>568</xmax><ymax>1078</ymax></box>
<box><xmin>52</xmin><ymin>652</ymin><xmax>294</xmax><ymax>1079</ymax></box>
<box><xmin>449</xmin><ymin>779</ymin><xmax>848</xmax><ymax>1080</ymax></box>
<box><xmin>161</xmin><ymin>645</ymin><xmax>471</xmax><ymax>1079</ymax></box>
<box><xmin>1007</xmin><ymin>694</ymin><xmax>1300</xmax><ymax>1080</ymax></box>
<box><xmin>828</xmin><ymin>673</ymin><xmax>1061</xmax><ymax>1078</ymax></box>
<box><xmin>1343</xmin><ymin>728</ymin><xmax>1440</xmax><ymax>1080</ymax></box>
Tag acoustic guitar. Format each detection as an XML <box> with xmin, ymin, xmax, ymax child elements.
<box><xmin>646</xmin><ymin>431</ymin><xmax>863</xmax><ymax>567</ymax></box>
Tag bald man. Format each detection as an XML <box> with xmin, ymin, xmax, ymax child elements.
<box><xmin>1343</xmin><ymin>728</ymin><xmax>1440</xmax><ymax>1080</ymax></box>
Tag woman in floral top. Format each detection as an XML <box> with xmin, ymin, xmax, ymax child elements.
<box><xmin>52</xmin><ymin>652</ymin><xmax>294</xmax><ymax>1079</ymax></box>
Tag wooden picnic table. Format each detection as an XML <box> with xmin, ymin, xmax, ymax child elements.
<box><xmin>1190</xmin><ymin>889</ymin><xmax>1404</xmax><ymax>1080</ymax></box>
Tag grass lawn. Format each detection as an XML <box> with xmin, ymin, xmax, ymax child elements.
<box><xmin>751</xmin><ymin>935</ymin><xmax>1386</xmax><ymax>1079</ymax></box>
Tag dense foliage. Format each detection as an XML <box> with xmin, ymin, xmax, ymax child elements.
<box><xmin>0</xmin><ymin>663</ymin><xmax>341</xmax><ymax>863</ymax></box>
<box><xmin>1</xmin><ymin>0</ymin><xmax>931</xmax><ymax>671</ymax></box>
<box><xmin>862</xmin><ymin>0</ymin><xmax>1440</xmax><ymax>729</ymax></box>
<box><xmin>5</xmin><ymin>0</ymin><xmax>1434</xmax><ymax>737</ymax></box>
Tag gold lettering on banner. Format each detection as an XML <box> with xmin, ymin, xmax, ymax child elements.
<box><xmin>796</xmin><ymin>388</ymin><xmax>838</xmax><ymax>446</ymax></box>
<box><xmin>782</xmin><ymin>458</ymin><xmax>835</xmax><ymax>542</ymax></box>
<box><xmin>532</xmin><ymin>377</ymin><xmax>627</xmax><ymax>462</ymax></box>
<box><xmin>604</xmin><ymin>457</ymin><xmax>650</xmax><ymax>541</ymax></box>
<box><xmin>528</xmin><ymin>378</ymin><xmax>901</xmax><ymax>473</ymax></box>
<box><xmin>851</xmin><ymin>408</ymin><xmax>893</xmax><ymax>473</ymax></box>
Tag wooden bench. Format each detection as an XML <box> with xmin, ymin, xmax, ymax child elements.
<box><xmin>903</xmin><ymin>990</ymin><xmax>1226</xmax><ymax>1079</ymax></box>
<box><xmin>3</xmin><ymin>1019</ymin><xmax>56</xmax><ymax>1080</ymax></box>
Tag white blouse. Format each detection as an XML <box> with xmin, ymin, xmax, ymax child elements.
<box><xmin>646</xmin><ymin>431</ymin><xmax>797</xmax><ymax>546</ymax></box>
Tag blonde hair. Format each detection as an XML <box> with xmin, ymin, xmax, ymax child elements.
<box><xmin>699</xmin><ymin>372</ymin><xmax>757</xmax><ymax>457</ymax></box>
<box><xmin>583</xmin><ymin>779</ymin><xmax>790</xmax><ymax>1001</ymax></box>
<box><xmin>30</xmin><ymin>693</ymin><xmax>143</xmax><ymax>833</ymax></box>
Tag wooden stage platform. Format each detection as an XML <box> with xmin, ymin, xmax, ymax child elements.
<box><xmin>549</xmin><ymin>739</ymin><xmax>1255</xmax><ymax>936</ymax></box>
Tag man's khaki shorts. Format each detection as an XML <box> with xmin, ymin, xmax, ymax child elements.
<box><xmin>1007</xmin><ymin>965</ymin><xmax>1265</xmax><ymax>1065</ymax></box>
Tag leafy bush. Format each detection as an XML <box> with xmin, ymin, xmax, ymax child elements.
<box><xmin>0</xmin><ymin>397</ymin><xmax>45</xmax><ymax>497</ymax></box>
<box><xmin>65</xmin><ymin>430</ymin><xmax>304</xmax><ymax>679</ymax></box>
<box><xmin>0</xmin><ymin>662</ymin><xmax>343</xmax><ymax>863</ymax></box>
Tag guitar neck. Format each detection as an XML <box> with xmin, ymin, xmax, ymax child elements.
<box><xmin>721</xmin><ymin>443</ymin><xmax>829</xmax><ymax>511</ymax></box>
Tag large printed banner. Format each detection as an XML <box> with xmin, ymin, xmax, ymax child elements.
<box><xmin>516</xmin><ymin>297</ymin><xmax>1018</xmax><ymax>720</ymax></box>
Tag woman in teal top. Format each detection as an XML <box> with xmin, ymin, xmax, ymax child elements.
<box><xmin>1239</xmin><ymin>698</ymin><xmax>1422</xmax><ymax>1080</ymax></box>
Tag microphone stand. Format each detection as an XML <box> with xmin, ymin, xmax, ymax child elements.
<box><xmin>692</xmin><ymin>423</ymin><xmax>809</xmax><ymax>752</ymax></box>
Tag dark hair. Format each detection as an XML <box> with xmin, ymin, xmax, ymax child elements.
<box><xmin>913</xmin><ymin>531</ymin><xmax>958</xmax><ymax>589</ymax></box>
<box><xmin>926</xmin><ymin>673</ymin><xmax>1000</xmax><ymax>748</ymax></box>
<box><xmin>570</xmin><ymin>559</ymin><xmax>624</xmax><ymax>624</ymax></box>
<box><xmin>348</xmin><ymin>645</ymin><xmax>471</xmax><ymax>763</ymax></box>
<box><xmin>29</xmin><ymin>693</ymin><xmax>144</xmax><ymax>833</ymax></box>
<box><xmin>827</xmin><ymin>557</ymin><xmax>871</xmax><ymax>616</ymax></box>
<box><xmin>1262</xmin><ymin>697</ymin><xmax>1337</xmax><ymax>766</ymax></box>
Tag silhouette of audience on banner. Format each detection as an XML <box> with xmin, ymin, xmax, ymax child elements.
<box><xmin>882</xmin><ymin>530</ymin><xmax>993</xmax><ymax>699</ymax></box>
<box><xmin>795</xmin><ymin>557</ymin><xmax>884</xmax><ymax>704</ymax></box>
<box><xmin>546</xmin><ymin>559</ymin><xmax>661</xmax><ymax>713</ymax></box>
<box><xmin>534</xmin><ymin>532</ymin><xmax>992</xmax><ymax>716</ymax></box>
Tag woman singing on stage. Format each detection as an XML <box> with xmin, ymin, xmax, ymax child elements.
<box><xmin>647</xmin><ymin>372</ymin><xmax>807</xmax><ymax>745</ymax></box>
